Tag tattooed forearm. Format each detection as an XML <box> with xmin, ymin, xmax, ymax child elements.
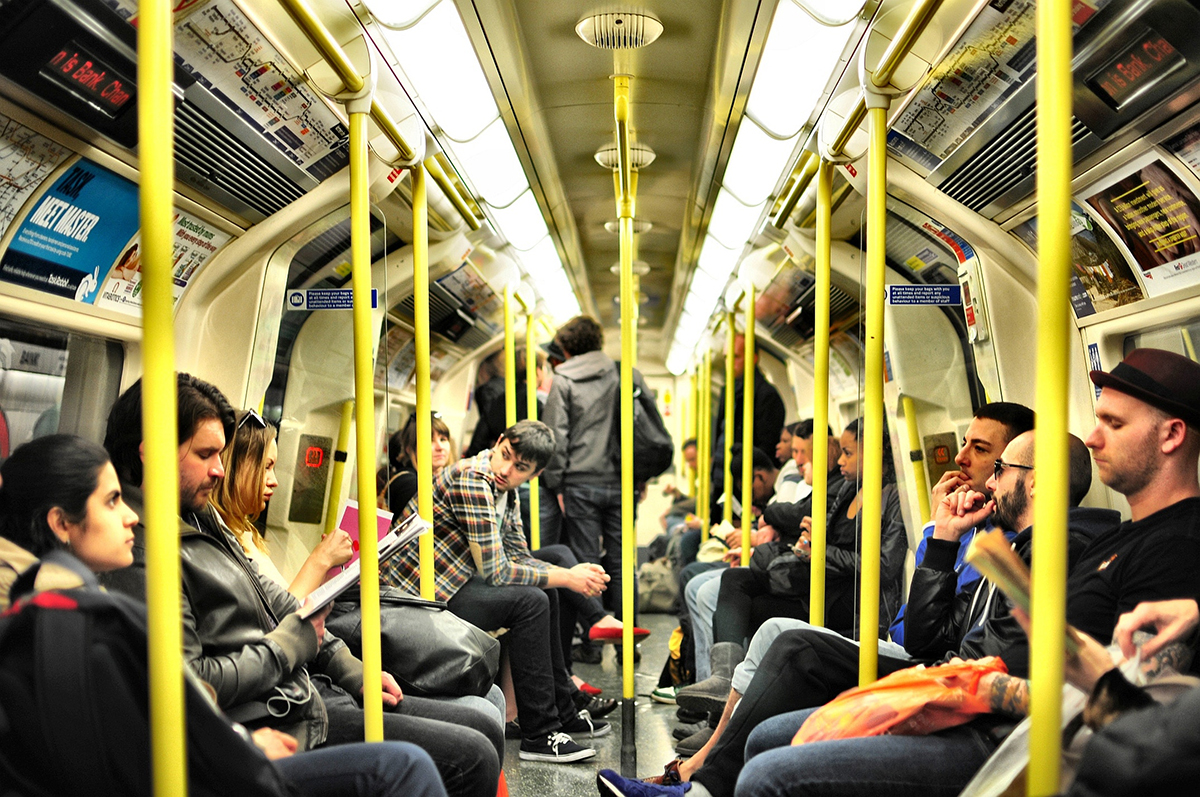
<box><xmin>985</xmin><ymin>673</ymin><xmax>1031</xmax><ymax>717</ymax></box>
<box><xmin>1140</xmin><ymin>641</ymin><xmax>1193</xmax><ymax>680</ymax></box>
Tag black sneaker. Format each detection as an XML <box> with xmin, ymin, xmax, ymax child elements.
<box><xmin>519</xmin><ymin>731</ymin><xmax>596</xmax><ymax>762</ymax></box>
<box><xmin>572</xmin><ymin>642</ymin><xmax>603</xmax><ymax>664</ymax></box>
<box><xmin>560</xmin><ymin>710</ymin><xmax>612</xmax><ymax>738</ymax></box>
<box><xmin>504</xmin><ymin>719</ymin><xmax>521</xmax><ymax>739</ymax></box>
<box><xmin>574</xmin><ymin>693</ymin><xmax>618</xmax><ymax>718</ymax></box>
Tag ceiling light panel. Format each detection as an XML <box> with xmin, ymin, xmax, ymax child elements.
<box><xmin>379</xmin><ymin>0</ymin><xmax>499</xmax><ymax>141</ymax></box>
<box><xmin>697</xmin><ymin>234</ymin><xmax>741</xmax><ymax>280</ymax></box>
<box><xmin>746</xmin><ymin>0</ymin><xmax>857</xmax><ymax>139</ymax></box>
<box><xmin>490</xmin><ymin>189</ymin><xmax>550</xmax><ymax>250</ymax></box>
<box><xmin>707</xmin><ymin>189</ymin><xmax>766</xmax><ymax>250</ymax></box>
<box><xmin>445</xmin><ymin>117</ymin><xmax>529</xmax><ymax>206</ymax></box>
<box><xmin>722</xmin><ymin>119</ymin><xmax>798</xmax><ymax>205</ymax></box>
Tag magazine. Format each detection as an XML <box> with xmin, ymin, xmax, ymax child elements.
<box><xmin>299</xmin><ymin>512</ymin><xmax>430</xmax><ymax>619</ymax></box>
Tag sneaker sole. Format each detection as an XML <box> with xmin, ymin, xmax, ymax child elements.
<box><xmin>568</xmin><ymin>723</ymin><xmax>612</xmax><ymax>739</ymax></box>
<box><xmin>596</xmin><ymin>772</ymin><xmax>623</xmax><ymax>796</ymax></box>
<box><xmin>519</xmin><ymin>747</ymin><xmax>597</xmax><ymax>763</ymax></box>
<box><xmin>650</xmin><ymin>691</ymin><xmax>678</xmax><ymax>705</ymax></box>
<box><xmin>675</xmin><ymin>690</ymin><xmax>726</xmax><ymax>714</ymax></box>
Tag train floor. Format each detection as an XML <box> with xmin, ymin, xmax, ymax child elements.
<box><xmin>504</xmin><ymin>610</ymin><xmax>681</xmax><ymax>797</ymax></box>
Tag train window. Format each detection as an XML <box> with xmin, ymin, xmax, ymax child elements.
<box><xmin>1124</xmin><ymin>318</ymin><xmax>1200</xmax><ymax>360</ymax></box>
<box><xmin>0</xmin><ymin>313</ymin><xmax>122</xmax><ymax>461</ymax></box>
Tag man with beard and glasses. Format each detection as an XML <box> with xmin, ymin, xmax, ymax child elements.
<box><xmin>100</xmin><ymin>375</ymin><xmax>503</xmax><ymax>797</ymax></box>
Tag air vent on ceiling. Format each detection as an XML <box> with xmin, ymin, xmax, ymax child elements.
<box><xmin>936</xmin><ymin>105</ymin><xmax>1093</xmax><ymax>214</ymax></box>
<box><xmin>575</xmin><ymin>12</ymin><xmax>663</xmax><ymax>49</ymax></box>
<box><xmin>174</xmin><ymin>101</ymin><xmax>309</xmax><ymax>220</ymax></box>
<box><xmin>394</xmin><ymin>282</ymin><xmax>460</xmax><ymax>327</ymax></box>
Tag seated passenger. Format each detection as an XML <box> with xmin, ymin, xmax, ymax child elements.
<box><xmin>377</xmin><ymin>411</ymin><xmax>454</xmax><ymax>516</ymax></box>
<box><xmin>0</xmin><ymin>433</ymin><xmax>447</xmax><ymax>797</ymax></box>
<box><xmin>604</xmin><ymin>348</ymin><xmax>1200</xmax><ymax>797</ymax></box>
<box><xmin>210</xmin><ymin>408</ymin><xmax>353</xmax><ymax>601</ymax></box>
<box><xmin>98</xmin><ymin>374</ymin><xmax>502</xmax><ymax>797</ymax></box>
<box><xmin>772</xmin><ymin>421</ymin><xmax>811</xmax><ymax>504</ymax></box>
<box><xmin>382</xmin><ymin>419</ymin><xmax>613</xmax><ymax>762</ymax></box>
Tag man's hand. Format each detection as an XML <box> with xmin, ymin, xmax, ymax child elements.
<box><xmin>794</xmin><ymin>531</ymin><xmax>811</xmax><ymax>563</ymax></box>
<box><xmin>723</xmin><ymin>546</ymin><xmax>743</xmax><ymax>564</ymax></box>
<box><xmin>932</xmin><ymin>487</ymin><xmax>993</xmax><ymax>541</ymax></box>
<box><xmin>931</xmin><ymin>470</ymin><xmax>971</xmax><ymax>507</ymax></box>
<box><xmin>751</xmin><ymin>524</ymin><xmax>779</xmax><ymax>548</ymax></box>
<box><xmin>377</xmin><ymin>671</ymin><xmax>404</xmax><ymax>707</ymax></box>
<box><xmin>1011</xmin><ymin>606</ymin><xmax>1114</xmax><ymax>694</ymax></box>
<box><xmin>1114</xmin><ymin>599</ymin><xmax>1200</xmax><ymax>659</ymax></box>
<box><xmin>722</xmin><ymin>525</ymin><xmax>743</xmax><ymax>548</ymax></box>
<box><xmin>568</xmin><ymin>562</ymin><xmax>609</xmax><ymax>598</ymax></box>
<box><xmin>302</xmin><ymin>602</ymin><xmax>332</xmax><ymax>650</ymax></box>
<box><xmin>251</xmin><ymin>728</ymin><xmax>298</xmax><ymax>761</ymax></box>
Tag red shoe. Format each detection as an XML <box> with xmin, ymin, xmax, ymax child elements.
<box><xmin>588</xmin><ymin>625</ymin><xmax>651</xmax><ymax>643</ymax></box>
<box><xmin>579</xmin><ymin>680</ymin><xmax>603</xmax><ymax>696</ymax></box>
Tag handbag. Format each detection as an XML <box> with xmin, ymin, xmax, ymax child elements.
<box><xmin>327</xmin><ymin>586</ymin><xmax>500</xmax><ymax>698</ymax></box>
<box><xmin>607</xmin><ymin>362</ymin><xmax>674</xmax><ymax>484</ymax></box>
<box><xmin>749</xmin><ymin>540</ymin><xmax>812</xmax><ymax>598</ymax></box>
<box><xmin>638</xmin><ymin>557</ymin><xmax>679</xmax><ymax>613</ymax></box>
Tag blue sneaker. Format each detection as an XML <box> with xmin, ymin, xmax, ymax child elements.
<box><xmin>596</xmin><ymin>769</ymin><xmax>692</xmax><ymax>796</ymax></box>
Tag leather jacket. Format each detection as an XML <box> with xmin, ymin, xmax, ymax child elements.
<box><xmin>101</xmin><ymin>484</ymin><xmax>364</xmax><ymax>749</ymax></box>
<box><xmin>903</xmin><ymin>506</ymin><xmax>1120</xmax><ymax>678</ymax></box>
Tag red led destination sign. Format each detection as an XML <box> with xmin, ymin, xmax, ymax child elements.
<box><xmin>40</xmin><ymin>43</ymin><xmax>135</xmax><ymax>118</ymax></box>
<box><xmin>1088</xmin><ymin>27</ymin><xmax>1184</xmax><ymax>111</ymax></box>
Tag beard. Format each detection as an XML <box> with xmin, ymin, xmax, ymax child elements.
<box><xmin>1100</xmin><ymin>435</ymin><xmax>1162</xmax><ymax>498</ymax></box>
<box><xmin>992</xmin><ymin>476</ymin><xmax>1030</xmax><ymax>532</ymax></box>
<box><xmin>180</xmin><ymin>477</ymin><xmax>217</xmax><ymax>514</ymax></box>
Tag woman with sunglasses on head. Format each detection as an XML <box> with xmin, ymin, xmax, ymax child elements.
<box><xmin>211</xmin><ymin>408</ymin><xmax>353</xmax><ymax>602</ymax></box>
<box><xmin>0</xmin><ymin>433</ymin><xmax>448</xmax><ymax>797</ymax></box>
<box><xmin>377</xmin><ymin>412</ymin><xmax>454</xmax><ymax>516</ymax></box>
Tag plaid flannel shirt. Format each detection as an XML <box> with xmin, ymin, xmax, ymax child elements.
<box><xmin>380</xmin><ymin>449</ymin><xmax>550</xmax><ymax>601</ymax></box>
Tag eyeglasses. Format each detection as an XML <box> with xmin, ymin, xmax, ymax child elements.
<box><xmin>237</xmin><ymin>408</ymin><xmax>267</xmax><ymax>430</ymax></box>
<box><xmin>993</xmin><ymin>459</ymin><xmax>1035</xmax><ymax>480</ymax></box>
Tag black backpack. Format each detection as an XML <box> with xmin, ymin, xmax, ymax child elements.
<box><xmin>608</xmin><ymin>362</ymin><xmax>675</xmax><ymax>484</ymax></box>
<box><xmin>0</xmin><ymin>552</ymin><xmax>295</xmax><ymax>797</ymax></box>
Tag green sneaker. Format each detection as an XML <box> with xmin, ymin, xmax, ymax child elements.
<box><xmin>651</xmin><ymin>685</ymin><xmax>679</xmax><ymax>704</ymax></box>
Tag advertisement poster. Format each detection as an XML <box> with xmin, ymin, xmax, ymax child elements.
<box><xmin>1086</xmin><ymin>158</ymin><xmax>1200</xmax><ymax>298</ymax></box>
<box><xmin>375</xmin><ymin>324</ymin><xmax>415</xmax><ymax>390</ymax></box>
<box><xmin>0</xmin><ymin>160</ymin><xmax>139</xmax><ymax>302</ymax></box>
<box><xmin>93</xmin><ymin>212</ymin><xmax>232</xmax><ymax>316</ymax></box>
<box><xmin>1013</xmin><ymin>202</ymin><xmax>1143</xmax><ymax>317</ymax></box>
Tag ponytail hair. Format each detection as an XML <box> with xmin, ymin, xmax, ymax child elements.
<box><xmin>0</xmin><ymin>434</ymin><xmax>110</xmax><ymax>557</ymax></box>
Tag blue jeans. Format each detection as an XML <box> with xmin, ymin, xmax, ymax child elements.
<box><xmin>687</xmin><ymin>568</ymin><xmax>725</xmax><ymax>680</ymax></box>
<box><xmin>562</xmin><ymin>482</ymin><xmax>631</xmax><ymax>619</ymax></box>
<box><xmin>736</xmin><ymin>708</ymin><xmax>998</xmax><ymax>797</ymax></box>
<box><xmin>276</xmin><ymin>741</ymin><xmax>447</xmax><ymax>797</ymax></box>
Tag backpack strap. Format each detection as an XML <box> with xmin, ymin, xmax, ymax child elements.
<box><xmin>35</xmin><ymin>602</ymin><xmax>116</xmax><ymax>795</ymax></box>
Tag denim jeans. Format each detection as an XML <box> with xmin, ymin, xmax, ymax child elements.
<box><xmin>712</xmin><ymin>567</ymin><xmax>811</xmax><ymax>646</ymax></box>
<box><xmin>687</xmin><ymin>568</ymin><xmax>724</xmax><ymax>680</ymax></box>
<box><xmin>538</xmin><ymin>486</ymin><xmax>564</xmax><ymax>548</ymax></box>
<box><xmin>736</xmin><ymin>708</ymin><xmax>998</xmax><ymax>797</ymax></box>
<box><xmin>276</xmin><ymin>741</ymin><xmax>448</xmax><ymax>797</ymax></box>
<box><xmin>562</xmin><ymin>482</ymin><xmax>631</xmax><ymax>619</ymax></box>
<box><xmin>317</xmin><ymin>680</ymin><xmax>500</xmax><ymax>797</ymax></box>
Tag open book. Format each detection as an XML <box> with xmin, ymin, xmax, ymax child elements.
<box><xmin>299</xmin><ymin>512</ymin><xmax>430</xmax><ymax>619</ymax></box>
<box><xmin>964</xmin><ymin>528</ymin><xmax>1082</xmax><ymax>656</ymax></box>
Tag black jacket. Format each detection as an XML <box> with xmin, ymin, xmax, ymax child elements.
<box><xmin>710</xmin><ymin>367</ymin><xmax>786</xmax><ymax>514</ymax></box>
<box><xmin>903</xmin><ymin>506</ymin><xmax>1120</xmax><ymax>678</ymax></box>
<box><xmin>466</xmin><ymin>375</ymin><xmax>542</xmax><ymax>457</ymax></box>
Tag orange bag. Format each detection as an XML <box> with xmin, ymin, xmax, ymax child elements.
<box><xmin>792</xmin><ymin>656</ymin><xmax>1007</xmax><ymax>745</ymax></box>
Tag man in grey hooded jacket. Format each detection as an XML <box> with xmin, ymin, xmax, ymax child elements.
<box><xmin>542</xmin><ymin>315</ymin><xmax>650</xmax><ymax>620</ymax></box>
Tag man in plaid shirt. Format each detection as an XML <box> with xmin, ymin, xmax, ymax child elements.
<box><xmin>382</xmin><ymin>419</ymin><xmax>612</xmax><ymax>763</ymax></box>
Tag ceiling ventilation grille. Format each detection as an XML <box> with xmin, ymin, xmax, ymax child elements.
<box><xmin>575</xmin><ymin>12</ymin><xmax>663</xmax><ymax>49</ymax></box>
<box><xmin>937</xmin><ymin>106</ymin><xmax>1090</xmax><ymax>213</ymax></box>
<box><xmin>174</xmin><ymin>102</ymin><xmax>308</xmax><ymax>218</ymax></box>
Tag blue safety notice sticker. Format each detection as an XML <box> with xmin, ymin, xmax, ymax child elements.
<box><xmin>885</xmin><ymin>285</ymin><xmax>962</xmax><ymax>305</ymax></box>
<box><xmin>286</xmin><ymin>289</ymin><xmax>377</xmax><ymax>310</ymax></box>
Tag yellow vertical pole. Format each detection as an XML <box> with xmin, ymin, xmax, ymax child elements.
<box><xmin>740</xmin><ymin>286</ymin><xmax>756</xmax><ymax>566</ymax></box>
<box><xmin>527</xmin><ymin>312</ymin><xmax>541</xmax><ymax>549</ymax></box>
<box><xmin>901</xmin><ymin>395</ymin><xmax>932</xmax><ymax>525</ymax></box>
<box><xmin>413</xmin><ymin>164</ymin><xmax>435</xmax><ymax>602</ymax></box>
<box><xmin>349</xmin><ymin>108</ymin><xmax>383</xmax><ymax>741</ymax></box>
<box><xmin>699</xmin><ymin>350</ymin><xmax>712</xmax><ymax>539</ymax></box>
<box><xmin>139</xmin><ymin>0</ymin><xmax>186</xmax><ymax>788</ymax></box>
<box><xmin>504</xmin><ymin>287</ymin><xmax>517</xmax><ymax>428</ymax></box>
<box><xmin>858</xmin><ymin>101</ymin><xmax>889</xmax><ymax>686</ymax></box>
<box><xmin>723</xmin><ymin>314</ymin><xmax>736</xmax><ymax>524</ymax></box>
<box><xmin>324</xmin><ymin>400</ymin><xmax>355</xmax><ymax>536</ymax></box>
<box><xmin>810</xmin><ymin>160</ymin><xmax>832</xmax><ymax>628</ymax></box>
<box><xmin>1029</xmin><ymin>0</ymin><xmax>1073</xmax><ymax>793</ymax></box>
<box><xmin>688</xmin><ymin>373</ymin><xmax>699</xmax><ymax>497</ymax></box>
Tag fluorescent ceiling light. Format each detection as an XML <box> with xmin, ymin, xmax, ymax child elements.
<box><xmin>697</xmin><ymin>232</ymin><xmax>742</xmax><ymax>279</ymax></box>
<box><xmin>362</xmin><ymin>0</ymin><xmax>440</xmax><ymax>29</ymax></box>
<box><xmin>379</xmin><ymin>0</ymin><xmax>498</xmax><ymax>141</ymax></box>
<box><xmin>489</xmin><ymin>189</ymin><xmax>549</xmax><ymax>250</ymax></box>
<box><xmin>446</xmin><ymin>117</ymin><xmax>529</xmax><ymax>207</ymax></box>
<box><xmin>517</xmin><ymin>236</ymin><xmax>562</xmax><ymax>281</ymax></box>
<box><xmin>707</xmin><ymin>189</ymin><xmax>766</xmax><ymax>250</ymax></box>
<box><xmin>722</xmin><ymin>119</ymin><xmax>798</xmax><ymax>205</ymax></box>
<box><xmin>666</xmin><ymin>347</ymin><xmax>690</xmax><ymax>375</ymax></box>
<box><xmin>746</xmin><ymin>0</ymin><xmax>856</xmax><ymax>138</ymax></box>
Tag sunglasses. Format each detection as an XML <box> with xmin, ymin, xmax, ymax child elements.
<box><xmin>403</xmin><ymin>411</ymin><xmax>442</xmax><ymax>430</ymax></box>
<box><xmin>993</xmin><ymin>459</ymin><xmax>1034</xmax><ymax>480</ymax></box>
<box><xmin>237</xmin><ymin>408</ymin><xmax>267</xmax><ymax>430</ymax></box>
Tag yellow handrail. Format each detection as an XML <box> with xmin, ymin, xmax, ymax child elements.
<box><xmin>412</xmin><ymin>164</ymin><xmax>435</xmax><ymax>601</ymax></box>
<box><xmin>810</xmin><ymin>160</ymin><xmax>833</xmax><ymax>628</ymax></box>
<box><xmin>723</xmin><ymin>312</ymin><xmax>736</xmax><ymax>524</ymax></box>
<box><xmin>870</xmin><ymin>0</ymin><xmax>941</xmax><ymax>89</ymax></box>
<box><xmin>324</xmin><ymin>400</ymin><xmax>355</xmax><ymax>536</ymax></box>
<box><xmin>688</xmin><ymin>372</ymin><xmax>699</xmax><ymax>498</ymax></box>
<box><xmin>424</xmin><ymin>155</ymin><xmax>481</xmax><ymax>232</ymax></box>
<box><xmin>699</xmin><ymin>350</ymin><xmax>713</xmax><ymax>538</ymax></box>
<box><xmin>1028</xmin><ymin>0</ymin><xmax>1073</xmax><ymax>793</ymax></box>
<box><xmin>858</xmin><ymin>103</ymin><xmax>888</xmax><ymax>687</ymax></box>
<box><xmin>349</xmin><ymin>107</ymin><xmax>384</xmax><ymax>741</ymax></box>
<box><xmin>772</xmin><ymin>152</ymin><xmax>817</xmax><ymax>229</ymax></box>
<box><xmin>901</xmin><ymin>395</ymin><xmax>931</xmax><ymax>525</ymax></box>
<box><xmin>740</xmin><ymin>286</ymin><xmax>756</xmax><ymax>566</ymax></box>
<box><xmin>504</xmin><ymin>287</ymin><xmax>517</xmax><ymax>428</ymax></box>
<box><xmin>139</xmin><ymin>0</ymin><xmax>187</xmax><ymax>789</ymax></box>
<box><xmin>526</xmin><ymin>311</ymin><xmax>541</xmax><ymax>549</ymax></box>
